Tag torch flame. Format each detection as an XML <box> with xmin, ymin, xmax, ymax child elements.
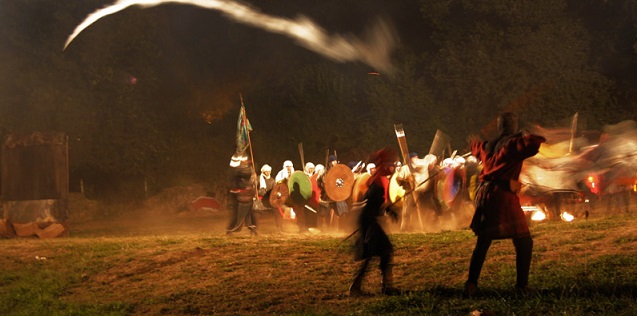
<box><xmin>531</xmin><ymin>210</ymin><xmax>546</xmax><ymax>221</ymax></box>
<box><xmin>522</xmin><ymin>205</ymin><xmax>546</xmax><ymax>221</ymax></box>
<box><xmin>560</xmin><ymin>211</ymin><xmax>575</xmax><ymax>222</ymax></box>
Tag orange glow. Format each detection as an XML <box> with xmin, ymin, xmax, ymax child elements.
<box><xmin>561</xmin><ymin>211</ymin><xmax>575</xmax><ymax>222</ymax></box>
<box><xmin>531</xmin><ymin>210</ymin><xmax>546</xmax><ymax>221</ymax></box>
<box><xmin>523</xmin><ymin>205</ymin><xmax>547</xmax><ymax>221</ymax></box>
<box><xmin>586</xmin><ymin>174</ymin><xmax>599</xmax><ymax>194</ymax></box>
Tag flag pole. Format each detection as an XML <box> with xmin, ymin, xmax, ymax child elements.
<box><xmin>240</xmin><ymin>94</ymin><xmax>257</xmax><ymax>176</ymax></box>
<box><xmin>240</xmin><ymin>94</ymin><xmax>260</xmax><ymax>201</ymax></box>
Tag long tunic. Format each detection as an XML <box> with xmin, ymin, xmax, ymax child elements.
<box><xmin>470</xmin><ymin>132</ymin><xmax>545</xmax><ymax>239</ymax></box>
<box><xmin>353</xmin><ymin>175</ymin><xmax>393</xmax><ymax>260</ymax></box>
<box><xmin>226</xmin><ymin>167</ymin><xmax>257</xmax><ymax>232</ymax></box>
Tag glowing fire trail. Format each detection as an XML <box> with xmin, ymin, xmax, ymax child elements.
<box><xmin>64</xmin><ymin>0</ymin><xmax>396</xmax><ymax>73</ymax></box>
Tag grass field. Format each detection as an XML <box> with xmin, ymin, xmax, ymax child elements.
<box><xmin>1</xmin><ymin>207</ymin><xmax>635</xmax><ymax>315</ymax></box>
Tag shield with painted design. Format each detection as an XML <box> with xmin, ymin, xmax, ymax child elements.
<box><xmin>269</xmin><ymin>181</ymin><xmax>290</xmax><ymax>208</ymax></box>
<box><xmin>436</xmin><ymin>167</ymin><xmax>462</xmax><ymax>210</ymax></box>
<box><xmin>388</xmin><ymin>172</ymin><xmax>405</xmax><ymax>208</ymax></box>
<box><xmin>324</xmin><ymin>164</ymin><xmax>355</xmax><ymax>202</ymax></box>
<box><xmin>350</xmin><ymin>173</ymin><xmax>371</xmax><ymax>203</ymax></box>
<box><xmin>288</xmin><ymin>171</ymin><xmax>313</xmax><ymax>205</ymax></box>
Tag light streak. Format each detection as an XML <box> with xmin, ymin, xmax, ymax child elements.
<box><xmin>64</xmin><ymin>0</ymin><xmax>396</xmax><ymax>73</ymax></box>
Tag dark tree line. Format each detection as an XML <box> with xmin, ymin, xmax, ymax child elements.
<box><xmin>0</xmin><ymin>0</ymin><xmax>635</xmax><ymax>200</ymax></box>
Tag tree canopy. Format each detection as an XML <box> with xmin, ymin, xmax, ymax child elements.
<box><xmin>0</xmin><ymin>0</ymin><xmax>635</xmax><ymax>199</ymax></box>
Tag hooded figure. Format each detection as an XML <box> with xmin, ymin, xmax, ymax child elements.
<box><xmin>304</xmin><ymin>162</ymin><xmax>316</xmax><ymax>177</ymax></box>
<box><xmin>258</xmin><ymin>164</ymin><xmax>274</xmax><ymax>196</ymax></box>
<box><xmin>275</xmin><ymin>160</ymin><xmax>295</xmax><ymax>182</ymax></box>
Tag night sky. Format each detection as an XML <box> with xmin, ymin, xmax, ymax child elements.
<box><xmin>61</xmin><ymin>0</ymin><xmax>424</xmax><ymax>96</ymax></box>
<box><xmin>1</xmin><ymin>0</ymin><xmax>636</xmax><ymax>194</ymax></box>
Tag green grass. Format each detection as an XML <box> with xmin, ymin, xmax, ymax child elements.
<box><xmin>0</xmin><ymin>214</ymin><xmax>635</xmax><ymax>315</ymax></box>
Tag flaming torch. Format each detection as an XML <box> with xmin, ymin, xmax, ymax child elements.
<box><xmin>522</xmin><ymin>205</ymin><xmax>547</xmax><ymax>222</ymax></box>
<box><xmin>531</xmin><ymin>210</ymin><xmax>547</xmax><ymax>221</ymax></box>
<box><xmin>560</xmin><ymin>211</ymin><xmax>575</xmax><ymax>222</ymax></box>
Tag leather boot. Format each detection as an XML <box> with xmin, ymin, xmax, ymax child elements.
<box><xmin>347</xmin><ymin>277</ymin><xmax>364</xmax><ymax>297</ymax></box>
<box><xmin>463</xmin><ymin>281</ymin><xmax>478</xmax><ymax>299</ymax></box>
<box><xmin>347</xmin><ymin>260</ymin><xmax>369</xmax><ymax>297</ymax></box>
<box><xmin>381</xmin><ymin>269</ymin><xmax>400</xmax><ymax>295</ymax></box>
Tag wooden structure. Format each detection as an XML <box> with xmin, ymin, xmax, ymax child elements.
<box><xmin>1</xmin><ymin>132</ymin><xmax>69</xmax><ymax>238</ymax></box>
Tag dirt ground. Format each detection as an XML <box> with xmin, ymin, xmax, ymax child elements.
<box><xmin>4</xmin><ymin>188</ymin><xmax>635</xmax><ymax>315</ymax></box>
<box><xmin>62</xmin><ymin>185</ymin><xmax>636</xmax><ymax>238</ymax></box>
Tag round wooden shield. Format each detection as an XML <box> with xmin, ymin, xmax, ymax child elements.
<box><xmin>388</xmin><ymin>172</ymin><xmax>405</xmax><ymax>208</ymax></box>
<box><xmin>444</xmin><ymin>168</ymin><xmax>462</xmax><ymax>206</ymax></box>
<box><xmin>261</xmin><ymin>190</ymin><xmax>272</xmax><ymax>208</ymax></box>
<box><xmin>288</xmin><ymin>171</ymin><xmax>312</xmax><ymax>205</ymax></box>
<box><xmin>324</xmin><ymin>164</ymin><xmax>355</xmax><ymax>202</ymax></box>
<box><xmin>468</xmin><ymin>174</ymin><xmax>479</xmax><ymax>202</ymax></box>
<box><xmin>350</xmin><ymin>173</ymin><xmax>371</xmax><ymax>203</ymax></box>
<box><xmin>269</xmin><ymin>181</ymin><xmax>290</xmax><ymax>208</ymax></box>
<box><xmin>436</xmin><ymin>168</ymin><xmax>460</xmax><ymax>210</ymax></box>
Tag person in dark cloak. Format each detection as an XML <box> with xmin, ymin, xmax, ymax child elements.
<box><xmin>226</xmin><ymin>159</ymin><xmax>258</xmax><ymax>236</ymax></box>
<box><xmin>464</xmin><ymin>112</ymin><xmax>546</xmax><ymax>298</ymax></box>
<box><xmin>347</xmin><ymin>147</ymin><xmax>401</xmax><ymax>297</ymax></box>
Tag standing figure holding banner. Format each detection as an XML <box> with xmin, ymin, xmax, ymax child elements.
<box><xmin>226</xmin><ymin>158</ymin><xmax>258</xmax><ymax>236</ymax></box>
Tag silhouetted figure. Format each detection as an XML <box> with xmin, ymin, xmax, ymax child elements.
<box><xmin>464</xmin><ymin>112</ymin><xmax>546</xmax><ymax>298</ymax></box>
<box><xmin>347</xmin><ymin>147</ymin><xmax>401</xmax><ymax>297</ymax></box>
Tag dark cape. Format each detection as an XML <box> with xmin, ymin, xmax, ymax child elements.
<box><xmin>353</xmin><ymin>175</ymin><xmax>393</xmax><ymax>260</ymax></box>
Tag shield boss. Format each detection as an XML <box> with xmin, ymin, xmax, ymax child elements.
<box><xmin>269</xmin><ymin>181</ymin><xmax>290</xmax><ymax>208</ymax></box>
<box><xmin>324</xmin><ymin>164</ymin><xmax>355</xmax><ymax>202</ymax></box>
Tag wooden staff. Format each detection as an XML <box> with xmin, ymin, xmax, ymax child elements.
<box><xmin>393</xmin><ymin>123</ymin><xmax>424</xmax><ymax>230</ymax></box>
<box><xmin>298</xmin><ymin>143</ymin><xmax>305</xmax><ymax>169</ymax></box>
<box><xmin>240</xmin><ymin>94</ymin><xmax>259</xmax><ymax>199</ymax></box>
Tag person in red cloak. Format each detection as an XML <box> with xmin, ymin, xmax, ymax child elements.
<box><xmin>347</xmin><ymin>147</ymin><xmax>401</xmax><ymax>296</ymax></box>
<box><xmin>464</xmin><ymin>112</ymin><xmax>546</xmax><ymax>298</ymax></box>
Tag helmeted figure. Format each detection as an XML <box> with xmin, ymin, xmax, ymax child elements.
<box><xmin>365</xmin><ymin>163</ymin><xmax>376</xmax><ymax>175</ymax></box>
<box><xmin>258</xmin><ymin>164</ymin><xmax>275</xmax><ymax>196</ymax></box>
<box><xmin>304</xmin><ymin>162</ymin><xmax>316</xmax><ymax>177</ymax></box>
<box><xmin>275</xmin><ymin>160</ymin><xmax>294</xmax><ymax>182</ymax></box>
<box><xmin>464</xmin><ymin>112</ymin><xmax>546</xmax><ymax>298</ymax></box>
<box><xmin>258</xmin><ymin>164</ymin><xmax>282</xmax><ymax>232</ymax></box>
